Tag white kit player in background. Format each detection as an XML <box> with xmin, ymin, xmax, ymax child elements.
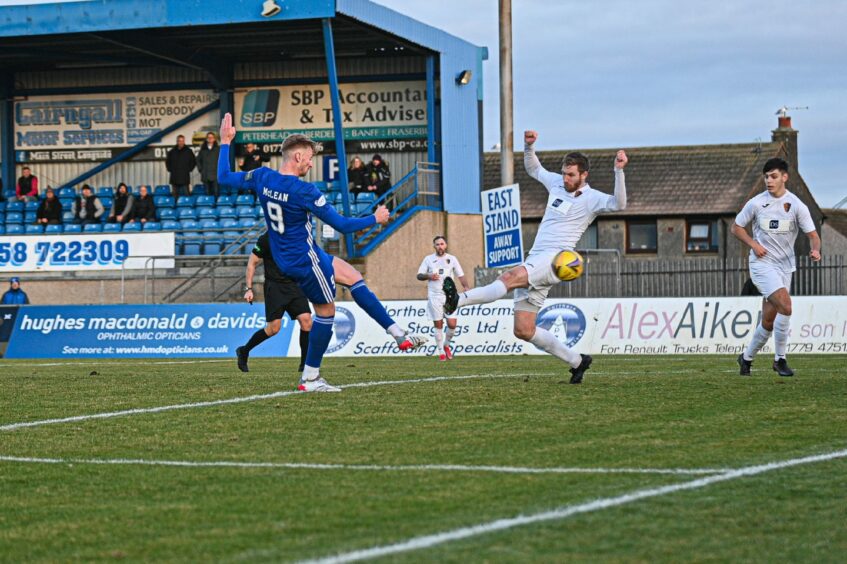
<box><xmin>732</xmin><ymin>157</ymin><xmax>821</xmax><ymax>377</ymax></box>
<box><xmin>444</xmin><ymin>130</ymin><xmax>628</xmax><ymax>384</ymax></box>
<box><xmin>416</xmin><ymin>236</ymin><xmax>470</xmax><ymax>360</ymax></box>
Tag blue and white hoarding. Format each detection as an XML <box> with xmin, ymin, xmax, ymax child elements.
<box><xmin>481</xmin><ymin>183</ymin><xmax>523</xmax><ymax>268</ymax></box>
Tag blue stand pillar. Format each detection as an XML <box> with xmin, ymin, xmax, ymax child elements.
<box><xmin>426</xmin><ymin>55</ymin><xmax>437</xmax><ymax>165</ymax></box>
<box><xmin>322</xmin><ymin>18</ymin><xmax>355</xmax><ymax>258</ymax></box>
<box><xmin>0</xmin><ymin>75</ymin><xmax>15</xmax><ymax>197</ymax></box>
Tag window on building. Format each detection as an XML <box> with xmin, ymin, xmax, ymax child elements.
<box><xmin>686</xmin><ymin>219</ymin><xmax>719</xmax><ymax>252</ymax></box>
<box><xmin>577</xmin><ymin>222</ymin><xmax>598</xmax><ymax>250</ymax></box>
<box><xmin>626</xmin><ymin>220</ymin><xmax>657</xmax><ymax>253</ymax></box>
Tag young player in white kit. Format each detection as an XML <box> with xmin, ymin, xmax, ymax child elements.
<box><xmin>417</xmin><ymin>236</ymin><xmax>470</xmax><ymax>360</ymax></box>
<box><xmin>732</xmin><ymin>157</ymin><xmax>820</xmax><ymax>377</ymax></box>
<box><xmin>444</xmin><ymin>130</ymin><xmax>628</xmax><ymax>383</ymax></box>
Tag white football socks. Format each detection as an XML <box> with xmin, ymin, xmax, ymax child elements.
<box><xmin>434</xmin><ymin>327</ymin><xmax>444</xmax><ymax>353</ymax></box>
<box><xmin>744</xmin><ymin>323</ymin><xmax>772</xmax><ymax>361</ymax></box>
<box><xmin>445</xmin><ymin>327</ymin><xmax>456</xmax><ymax>347</ymax></box>
<box><xmin>529</xmin><ymin>327</ymin><xmax>582</xmax><ymax>368</ymax></box>
<box><xmin>773</xmin><ymin>314</ymin><xmax>791</xmax><ymax>360</ymax></box>
<box><xmin>301</xmin><ymin>365</ymin><xmax>320</xmax><ymax>381</ymax></box>
<box><xmin>387</xmin><ymin>323</ymin><xmax>407</xmax><ymax>345</ymax></box>
<box><xmin>458</xmin><ymin>279</ymin><xmax>507</xmax><ymax>307</ymax></box>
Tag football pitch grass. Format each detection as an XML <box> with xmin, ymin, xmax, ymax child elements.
<box><xmin>1</xmin><ymin>354</ymin><xmax>846</xmax><ymax>562</ymax></box>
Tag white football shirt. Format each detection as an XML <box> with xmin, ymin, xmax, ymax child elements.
<box><xmin>735</xmin><ymin>190</ymin><xmax>815</xmax><ymax>272</ymax></box>
<box><xmin>525</xmin><ymin>146</ymin><xmax>626</xmax><ymax>255</ymax></box>
<box><xmin>417</xmin><ymin>253</ymin><xmax>464</xmax><ymax>297</ymax></box>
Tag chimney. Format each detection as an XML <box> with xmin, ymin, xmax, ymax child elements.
<box><xmin>771</xmin><ymin>115</ymin><xmax>799</xmax><ymax>172</ymax></box>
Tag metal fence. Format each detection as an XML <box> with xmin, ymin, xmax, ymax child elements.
<box><xmin>475</xmin><ymin>253</ymin><xmax>847</xmax><ymax>298</ymax></box>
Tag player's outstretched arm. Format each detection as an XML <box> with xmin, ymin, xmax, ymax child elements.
<box><xmin>523</xmin><ymin>130</ymin><xmax>559</xmax><ymax>189</ymax></box>
<box><xmin>611</xmin><ymin>150</ymin><xmax>628</xmax><ymax>211</ymax></box>
<box><xmin>217</xmin><ymin>113</ymin><xmax>255</xmax><ymax>191</ymax></box>
<box><xmin>310</xmin><ymin>198</ymin><xmax>383</xmax><ymax>234</ymax></box>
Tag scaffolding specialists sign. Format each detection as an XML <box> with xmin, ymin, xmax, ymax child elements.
<box><xmin>234</xmin><ymin>81</ymin><xmax>428</xmax><ymax>148</ymax></box>
<box><xmin>14</xmin><ymin>90</ymin><xmax>218</xmax><ymax>162</ymax></box>
<box><xmin>3</xmin><ymin>304</ymin><xmax>294</xmax><ymax>359</ymax></box>
<box><xmin>0</xmin><ymin>232</ymin><xmax>175</xmax><ymax>272</ymax></box>
<box><xmin>482</xmin><ymin>184</ymin><xmax>523</xmax><ymax>268</ymax></box>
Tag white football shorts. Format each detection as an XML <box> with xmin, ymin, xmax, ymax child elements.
<box><xmin>514</xmin><ymin>250</ymin><xmax>561</xmax><ymax>312</ymax></box>
<box><xmin>749</xmin><ymin>260</ymin><xmax>792</xmax><ymax>299</ymax></box>
<box><xmin>427</xmin><ymin>294</ymin><xmax>458</xmax><ymax>321</ymax></box>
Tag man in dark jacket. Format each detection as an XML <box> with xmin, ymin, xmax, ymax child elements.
<box><xmin>16</xmin><ymin>166</ymin><xmax>39</xmax><ymax>202</ymax></box>
<box><xmin>129</xmin><ymin>185</ymin><xmax>157</xmax><ymax>224</ymax></box>
<box><xmin>72</xmin><ymin>184</ymin><xmax>105</xmax><ymax>225</ymax></box>
<box><xmin>108</xmin><ymin>183</ymin><xmax>134</xmax><ymax>224</ymax></box>
<box><xmin>35</xmin><ymin>187</ymin><xmax>63</xmax><ymax>225</ymax></box>
<box><xmin>1</xmin><ymin>277</ymin><xmax>29</xmax><ymax>305</ymax></box>
<box><xmin>165</xmin><ymin>135</ymin><xmax>196</xmax><ymax>197</ymax></box>
<box><xmin>239</xmin><ymin>142</ymin><xmax>269</xmax><ymax>172</ymax></box>
<box><xmin>365</xmin><ymin>154</ymin><xmax>391</xmax><ymax>197</ymax></box>
<box><xmin>196</xmin><ymin>132</ymin><xmax>221</xmax><ymax>198</ymax></box>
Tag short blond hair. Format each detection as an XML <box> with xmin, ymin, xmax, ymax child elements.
<box><xmin>281</xmin><ymin>134</ymin><xmax>317</xmax><ymax>157</ymax></box>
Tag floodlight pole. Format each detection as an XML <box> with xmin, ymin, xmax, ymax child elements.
<box><xmin>499</xmin><ymin>0</ymin><xmax>514</xmax><ymax>186</ymax></box>
<box><xmin>322</xmin><ymin>18</ymin><xmax>355</xmax><ymax>258</ymax></box>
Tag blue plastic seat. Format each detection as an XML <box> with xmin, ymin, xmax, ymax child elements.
<box><xmin>154</xmin><ymin>185</ymin><xmax>171</xmax><ymax>196</ymax></box>
<box><xmin>62</xmin><ymin>211</ymin><xmax>76</xmax><ymax>223</ymax></box>
<box><xmin>25</xmin><ymin>224</ymin><xmax>44</xmax><ymax>234</ymax></box>
<box><xmin>176</xmin><ymin>196</ymin><xmax>196</xmax><ymax>208</ymax></box>
<box><xmin>192</xmin><ymin>184</ymin><xmax>206</xmax><ymax>195</ymax></box>
<box><xmin>222</xmin><ymin>230</ymin><xmax>241</xmax><ymax>254</ymax></box>
<box><xmin>100</xmin><ymin>197</ymin><xmax>113</xmax><ymax>210</ymax></box>
<box><xmin>195</xmin><ymin>195</ymin><xmax>216</xmax><ymax>207</ymax></box>
<box><xmin>252</xmin><ymin>205</ymin><xmax>264</xmax><ymax>219</ymax></box>
<box><xmin>217</xmin><ymin>206</ymin><xmax>236</xmax><ymax>219</ymax></box>
<box><xmin>24</xmin><ymin>211</ymin><xmax>38</xmax><ymax>223</ymax></box>
<box><xmin>154</xmin><ymin>195</ymin><xmax>175</xmax><ymax>209</ymax></box>
<box><xmin>238</xmin><ymin>217</ymin><xmax>257</xmax><ymax>230</ymax></box>
<box><xmin>25</xmin><ymin>200</ymin><xmax>40</xmax><ymax>212</ymax></box>
<box><xmin>179</xmin><ymin>219</ymin><xmax>199</xmax><ymax>231</ymax></box>
<box><xmin>97</xmin><ymin>186</ymin><xmax>114</xmax><ymax>198</ymax></box>
<box><xmin>203</xmin><ymin>232</ymin><xmax>223</xmax><ymax>255</ymax></box>
<box><xmin>181</xmin><ymin>237</ymin><xmax>203</xmax><ymax>255</ymax></box>
<box><xmin>162</xmin><ymin>220</ymin><xmax>181</xmax><ymax>231</ymax></box>
<box><xmin>45</xmin><ymin>224</ymin><xmax>63</xmax><ymax>234</ymax></box>
<box><xmin>58</xmin><ymin>187</ymin><xmax>76</xmax><ymax>198</ymax></box>
<box><xmin>236</xmin><ymin>206</ymin><xmax>254</xmax><ymax>218</ymax></box>
<box><xmin>83</xmin><ymin>223</ymin><xmax>103</xmax><ymax>233</ymax></box>
<box><xmin>220</xmin><ymin>218</ymin><xmax>239</xmax><ymax>229</ymax></box>
<box><xmin>63</xmin><ymin>224</ymin><xmax>82</xmax><ymax>234</ymax></box>
<box><xmin>235</xmin><ymin>194</ymin><xmax>254</xmax><ymax>206</ymax></box>
<box><xmin>121</xmin><ymin>222</ymin><xmax>141</xmax><ymax>232</ymax></box>
<box><xmin>5</xmin><ymin>212</ymin><xmax>23</xmax><ymax>224</ymax></box>
<box><xmin>5</xmin><ymin>201</ymin><xmax>23</xmax><ymax>213</ymax></box>
<box><xmin>103</xmin><ymin>223</ymin><xmax>122</xmax><ymax>233</ymax></box>
<box><xmin>59</xmin><ymin>198</ymin><xmax>74</xmax><ymax>211</ymax></box>
<box><xmin>177</xmin><ymin>208</ymin><xmax>198</xmax><ymax>220</ymax></box>
<box><xmin>143</xmin><ymin>221</ymin><xmax>162</xmax><ymax>231</ymax></box>
<box><xmin>157</xmin><ymin>208</ymin><xmax>176</xmax><ymax>221</ymax></box>
<box><xmin>0</xmin><ymin>225</ymin><xmax>5</xmax><ymax>235</ymax></box>
<box><xmin>216</xmin><ymin>195</ymin><xmax>235</xmax><ymax>207</ymax></box>
<box><xmin>197</xmin><ymin>207</ymin><xmax>218</xmax><ymax>220</ymax></box>
<box><xmin>355</xmin><ymin>192</ymin><xmax>377</xmax><ymax>204</ymax></box>
<box><xmin>5</xmin><ymin>224</ymin><xmax>24</xmax><ymax>235</ymax></box>
<box><xmin>199</xmin><ymin>219</ymin><xmax>220</xmax><ymax>231</ymax></box>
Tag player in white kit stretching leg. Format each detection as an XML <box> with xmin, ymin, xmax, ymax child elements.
<box><xmin>444</xmin><ymin>130</ymin><xmax>628</xmax><ymax>383</ymax></box>
<box><xmin>732</xmin><ymin>157</ymin><xmax>820</xmax><ymax>377</ymax></box>
<box><xmin>417</xmin><ymin>236</ymin><xmax>470</xmax><ymax>360</ymax></box>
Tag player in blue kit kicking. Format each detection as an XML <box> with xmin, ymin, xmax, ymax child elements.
<box><xmin>217</xmin><ymin>113</ymin><xmax>426</xmax><ymax>392</ymax></box>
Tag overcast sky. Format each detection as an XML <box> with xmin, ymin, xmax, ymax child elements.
<box><xmin>377</xmin><ymin>0</ymin><xmax>847</xmax><ymax>208</ymax></box>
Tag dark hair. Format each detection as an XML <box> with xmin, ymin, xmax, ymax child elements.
<box><xmin>81</xmin><ymin>183</ymin><xmax>92</xmax><ymax>192</ymax></box>
<box><xmin>22</xmin><ymin>166</ymin><xmax>30</xmax><ymax>171</ymax></box>
<box><xmin>372</xmin><ymin>154</ymin><xmax>383</xmax><ymax>162</ymax></box>
<box><xmin>763</xmin><ymin>157</ymin><xmax>789</xmax><ymax>174</ymax></box>
<box><xmin>563</xmin><ymin>152</ymin><xmax>590</xmax><ymax>173</ymax></box>
<box><xmin>117</xmin><ymin>182</ymin><xmax>128</xmax><ymax>192</ymax></box>
<box><xmin>433</xmin><ymin>235</ymin><xmax>446</xmax><ymax>244</ymax></box>
<box><xmin>281</xmin><ymin>134</ymin><xmax>317</xmax><ymax>154</ymax></box>
<box><xmin>177</xmin><ymin>135</ymin><xmax>185</xmax><ymax>140</ymax></box>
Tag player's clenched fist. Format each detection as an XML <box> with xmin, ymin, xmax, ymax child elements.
<box><xmin>374</xmin><ymin>205</ymin><xmax>390</xmax><ymax>225</ymax></box>
<box><xmin>615</xmin><ymin>150</ymin><xmax>628</xmax><ymax>169</ymax></box>
<box><xmin>524</xmin><ymin>130</ymin><xmax>538</xmax><ymax>145</ymax></box>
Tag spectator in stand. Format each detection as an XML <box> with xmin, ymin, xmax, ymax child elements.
<box><xmin>165</xmin><ymin>134</ymin><xmax>196</xmax><ymax>197</ymax></box>
<box><xmin>16</xmin><ymin>166</ymin><xmax>39</xmax><ymax>202</ymax></box>
<box><xmin>365</xmin><ymin>154</ymin><xmax>391</xmax><ymax>197</ymax></box>
<box><xmin>108</xmin><ymin>183</ymin><xmax>134</xmax><ymax>224</ymax></box>
<box><xmin>72</xmin><ymin>184</ymin><xmax>104</xmax><ymax>225</ymax></box>
<box><xmin>239</xmin><ymin>142</ymin><xmax>270</xmax><ymax>172</ymax></box>
<box><xmin>35</xmin><ymin>187</ymin><xmax>62</xmax><ymax>225</ymax></box>
<box><xmin>347</xmin><ymin>156</ymin><xmax>367</xmax><ymax>201</ymax></box>
<box><xmin>197</xmin><ymin>132</ymin><xmax>221</xmax><ymax>198</ymax></box>
<box><xmin>2</xmin><ymin>277</ymin><xmax>29</xmax><ymax>305</ymax></box>
<box><xmin>130</xmin><ymin>185</ymin><xmax>156</xmax><ymax>224</ymax></box>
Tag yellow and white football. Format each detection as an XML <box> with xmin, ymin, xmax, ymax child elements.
<box><xmin>551</xmin><ymin>250</ymin><xmax>585</xmax><ymax>281</ymax></box>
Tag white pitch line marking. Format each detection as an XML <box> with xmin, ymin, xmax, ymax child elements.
<box><xmin>0</xmin><ymin>367</ymin><xmax>811</xmax><ymax>433</ymax></box>
<box><xmin>0</xmin><ymin>455</ymin><xmax>729</xmax><ymax>476</ymax></box>
<box><xmin>301</xmin><ymin>447</ymin><xmax>847</xmax><ymax>564</ymax></box>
